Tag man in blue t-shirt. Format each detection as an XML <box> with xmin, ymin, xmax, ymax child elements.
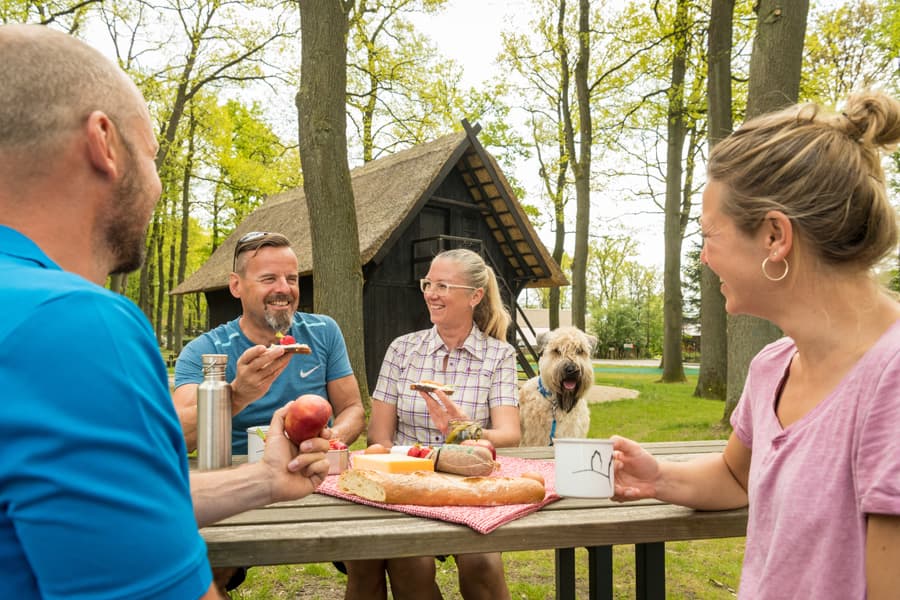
<box><xmin>174</xmin><ymin>232</ymin><xmax>365</xmax><ymax>454</ymax></box>
<box><xmin>0</xmin><ymin>25</ymin><xmax>331</xmax><ymax>600</ymax></box>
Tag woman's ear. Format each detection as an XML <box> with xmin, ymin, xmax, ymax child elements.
<box><xmin>469</xmin><ymin>288</ymin><xmax>485</xmax><ymax>308</ymax></box>
<box><xmin>762</xmin><ymin>210</ymin><xmax>793</xmax><ymax>260</ymax></box>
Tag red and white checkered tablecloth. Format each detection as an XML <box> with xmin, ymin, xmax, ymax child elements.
<box><xmin>316</xmin><ymin>454</ymin><xmax>560</xmax><ymax>534</ymax></box>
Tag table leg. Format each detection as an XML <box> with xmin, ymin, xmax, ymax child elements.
<box><xmin>588</xmin><ymin>546</ymin><xmax>613</xmax><ymax>600</ymax></box>
<box><xmin>554</xmin><ymin>548</ymin><xmax>575</xmax><ymax>600</ymax></box>
<box><xmin>635</xmin><ymin>542</ymin><xmax>665</xmax><ymax>600</ymax></box>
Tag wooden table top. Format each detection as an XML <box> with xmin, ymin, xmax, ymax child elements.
<box><xmin>200</xmin><ymin>440</ymin><xmax>746</xmax><ymax>568</ymax></box>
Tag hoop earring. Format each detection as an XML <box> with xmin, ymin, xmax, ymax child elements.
<box><xmin>761</xmin><ymin>257</ymin><xmax>789</xmax><ymax>282</ymax></box>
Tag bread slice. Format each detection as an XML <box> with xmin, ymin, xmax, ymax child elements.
<box><xmin>410</xmin><ymin>380</ymin><xmax>455</xmax><ymax>395</ymax></box>
<box><xmin>271</xmin><ymin>343</ymin><xmax>312</xmax><ymax>354</ymax></box>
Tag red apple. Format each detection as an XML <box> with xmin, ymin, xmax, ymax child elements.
<box><xmin>283</xmin><ymin>394</ymin><xmax>332</xmax><ymax>445</ymax></box>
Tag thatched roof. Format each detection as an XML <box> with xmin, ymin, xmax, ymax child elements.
<box><xmin>171</xmin><ymin>124</ymin><xmax>567</xmax><ymax>295</ymax></box>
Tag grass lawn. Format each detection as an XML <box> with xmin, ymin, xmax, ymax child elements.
<box><xmin>231</xmin><ymin>367</ymin><xmax>745</xmax><ymax>599</ymax></box>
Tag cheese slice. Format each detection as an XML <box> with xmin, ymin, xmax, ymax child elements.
<box><xmin>351</xmin><ymin>453</ymin><xmax>434</xmax><ymax>474</ymax></box>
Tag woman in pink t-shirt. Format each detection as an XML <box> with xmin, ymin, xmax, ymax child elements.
<box><xmin>612</xmin><ymin>90</ymin><xmax>900</xmax><ymax>599</ymax></box>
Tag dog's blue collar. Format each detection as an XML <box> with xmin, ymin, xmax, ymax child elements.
<box><xmin>537</xmin><ymin>377</ymin><xmax>557</xmax><ymax>445</ymax></box>
<box><xmin>537</xmin><ymin>376</ymin><xmax>552</xmax><ymax>399</ymax></box>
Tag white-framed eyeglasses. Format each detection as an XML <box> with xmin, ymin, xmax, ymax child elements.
<box><xmin>419</xmin><ymin>278</ymin><xmax>477</xmax><ymax>296</ymax></box>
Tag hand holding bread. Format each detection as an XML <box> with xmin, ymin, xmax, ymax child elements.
<box><xmin>416</xmin><ymin>382</ymin><xmax>469</xmax><ymax>436</ymax></box>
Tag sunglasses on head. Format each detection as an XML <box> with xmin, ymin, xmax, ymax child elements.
<box><xmin>232</xmin><ymin>231</ymin><xmax>289</xmax><ymax>271</ymax></box>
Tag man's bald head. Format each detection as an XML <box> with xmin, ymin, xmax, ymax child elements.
<box><xmin>0</xmin><ymin>24</ymin><xmax>143</xmax><ymax>161</ymax></box>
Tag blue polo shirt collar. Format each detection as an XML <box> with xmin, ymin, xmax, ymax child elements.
<box><xmin>0</xmin><ymin>225</ymin><xmax>60</xmax><ymax>271</ymax></box>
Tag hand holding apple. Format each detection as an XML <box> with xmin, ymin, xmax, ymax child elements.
<box><xmin>283</xmin><ymin>394</ymin><xmax>332</xmax><ymax>445</ymax></box>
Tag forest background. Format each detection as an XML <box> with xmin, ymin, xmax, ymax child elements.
<box><xmin>4</xmin><ymin>0</ymin><xmax>899</xmax><ymax>422</ymax></box>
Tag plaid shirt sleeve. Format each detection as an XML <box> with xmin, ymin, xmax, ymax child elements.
<box><xmin>488</xmin><ymin>342</ymin><xmax>518</xmax><ymax>409</ymax></box>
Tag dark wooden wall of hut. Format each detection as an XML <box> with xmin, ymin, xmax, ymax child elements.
<box><xmin>361</xmin><ymin>166</ymin><xmax>523</xmax><ymax>391</ymax></box>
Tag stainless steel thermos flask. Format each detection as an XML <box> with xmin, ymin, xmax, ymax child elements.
<box><xmin>197</xmin><ymin>353</ymin><xmax>232</xmax><ymax>470</ymax></box>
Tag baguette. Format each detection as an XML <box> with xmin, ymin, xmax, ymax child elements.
<box><xmin>338</xmin><ymin>469</ymin><xmax>546</xmax><ymax>506</ymax></box>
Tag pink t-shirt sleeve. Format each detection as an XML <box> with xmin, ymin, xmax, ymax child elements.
<box><xmin>731</xmin><ymin>371</ymin><xmax>754</xmax><ymax>450</ymax></box>
<box><xmin>856</xmin><ymin>347</ymin><xmax>900</xmax><ymax>516</ymax></box>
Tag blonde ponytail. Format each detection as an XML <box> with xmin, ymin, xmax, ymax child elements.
<box><xmin>433</xmin><ymin>249</ymin><xmax>511</xmax><ymax>341</ymax></box>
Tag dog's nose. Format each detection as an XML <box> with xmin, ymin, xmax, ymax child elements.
<box><xmin>563</xmin><ymin>363</ymin><xmax>580</xmax><ymax>377</ymax></box>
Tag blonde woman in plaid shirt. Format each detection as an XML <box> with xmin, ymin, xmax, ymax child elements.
<box><xmin>345</xmin><ymin>248</ymin><xmax>521</xmax><ymax>600</ymax></box>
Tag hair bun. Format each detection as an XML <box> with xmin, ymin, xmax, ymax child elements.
<box><xmin>840</xmin><ymin>90</ymin><xmax>900</xmax><ymax>149</ymax></box>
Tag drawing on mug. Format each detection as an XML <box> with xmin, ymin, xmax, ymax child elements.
<box><xmin>570</xmin><ymin>449</ymin><xmax>613</xmax><ymax>486</ymax></box>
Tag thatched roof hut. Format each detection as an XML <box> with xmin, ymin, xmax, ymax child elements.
<box><xmin>172</xmin><ymin>122</ymin><xmax>566</xmax><ymax>386</ymax></box>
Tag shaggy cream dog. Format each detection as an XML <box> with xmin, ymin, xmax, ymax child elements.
<box><xmin>519</xmin><ymin>326</ymin><xmax>596</xmax><ymax>446</ymax></box>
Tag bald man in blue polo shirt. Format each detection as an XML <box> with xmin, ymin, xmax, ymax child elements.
<box><xmin>0</xmin><ymin>24</ymin><xmax>330</xmax><ymax>600</ymax></box>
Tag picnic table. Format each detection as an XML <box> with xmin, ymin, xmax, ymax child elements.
<box><xmin>199</xmin><ymin>440</ymin><xmax>746</xmax><ymax>599</ymax></box>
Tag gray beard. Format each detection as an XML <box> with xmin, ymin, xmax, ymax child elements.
<box><xmin>265</xmin><ymin>310</ymin><xmax>293</xmax><ymax>334</ymax></box>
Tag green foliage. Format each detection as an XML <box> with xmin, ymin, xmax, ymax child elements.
<box><xmin>802</xmin><ymin>1</ymin><xmax>900</xmax><ymax>106</ymax></box>
<box><xmin>586</xmin><ymin>234</ymin><xmax>663</xmax><ymax>358</ymax></box>
<box><xmin>201</xmin><ymin>98</ymin><xmax>302</xmax><ymax>230</ymax></box>
<box><xmin>682</xmin><ymin>240</ymin><xmax>702</xmax><ymax>319</ymax></box>
<box><xmin>0</xmin><ymin>0</ymin><xmax>93</xmax><ymax>29</ymax></box>
<box><xmin>591</xmin><ymin>298</ymin><xmax>664</xmax><ymax>359</ymax></box>
<box><xmin>344</xmin><ymin>0</ymin><xmax>526</xmax><ymax>195</ymax></box>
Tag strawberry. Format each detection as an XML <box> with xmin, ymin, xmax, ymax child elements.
<box><xmin>406</xmin><ymin>445</ymin><xmax>431</xmax><ymax>458</ymax></box>
<box><xmin>280</xmin><ymin>334</ymin><xmax>296</xmax><ymax>345</ymax></box>
<box><xmin>329</xmin><ymin>439</ymin><xmax>348</xmax><ymax>450</ymax></box>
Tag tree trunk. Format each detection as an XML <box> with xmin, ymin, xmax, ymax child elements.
<box><xmin>548</xmin><ymin>0</ymin><xmax>570</xmax><ymax>333</ymax></box>
<box><xmin>746</xmin><ymin>0</ymin><xmax>810</xmax><ymax>118</ymax></box>
<box><xmin>661</xmin><ymin>0</ymin><xmax>690</xmax><ymax>383</ymax></box>
<box><xmin>140</xmin><ymin>211</ymin><xmax>159</xmax><ymax>320</ymax></box>
<box><xmin>357</xmin><ymin>14</ymin><xmax>378</xmax><ymax>164</ymax></box>
<box><xmin>569</xmin><ymin>0</ymin><xmax>591</xmax><ymax>331</ymax></box>
<box><xmin>166</xmin><ymin>189</ymin><xmax>176</xmax><ymax>351</ymax></box>
<box><xmin>154</xmin><ymin>205</ymin><xmax>166</xmax><ymax>345</ymax></box>
<box><xmin>695</xmin><ymin>0</ymin><xmax>733</xmax><ymax>400</ymax></box>
<box><xmin>724</xmin><ymin>0</ymin><xmax>809</xmax><ymax>420</ymax></box>
<box><xmin>549</xmin><ymin>189</ymin><xmax>566</xmax><ymax>331</ymax></box>
<box><xmin>296</xmin><ymin>0</ymin><xmax>370</xmax><ymax>407</ymax></box>
<box><xmin>211</xmin><ymin>185</ymin><xmax>223</xmax><ymax>253</ymax></box>
<box><xmin>174</xmin><ymin>112</ymin><xmax>197</xmax><ymax>354</ymax></box>
<box><xmin>108</xmin><ymin>273</ymin><xmax>127</xmax><ymax>294</ymax></box>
